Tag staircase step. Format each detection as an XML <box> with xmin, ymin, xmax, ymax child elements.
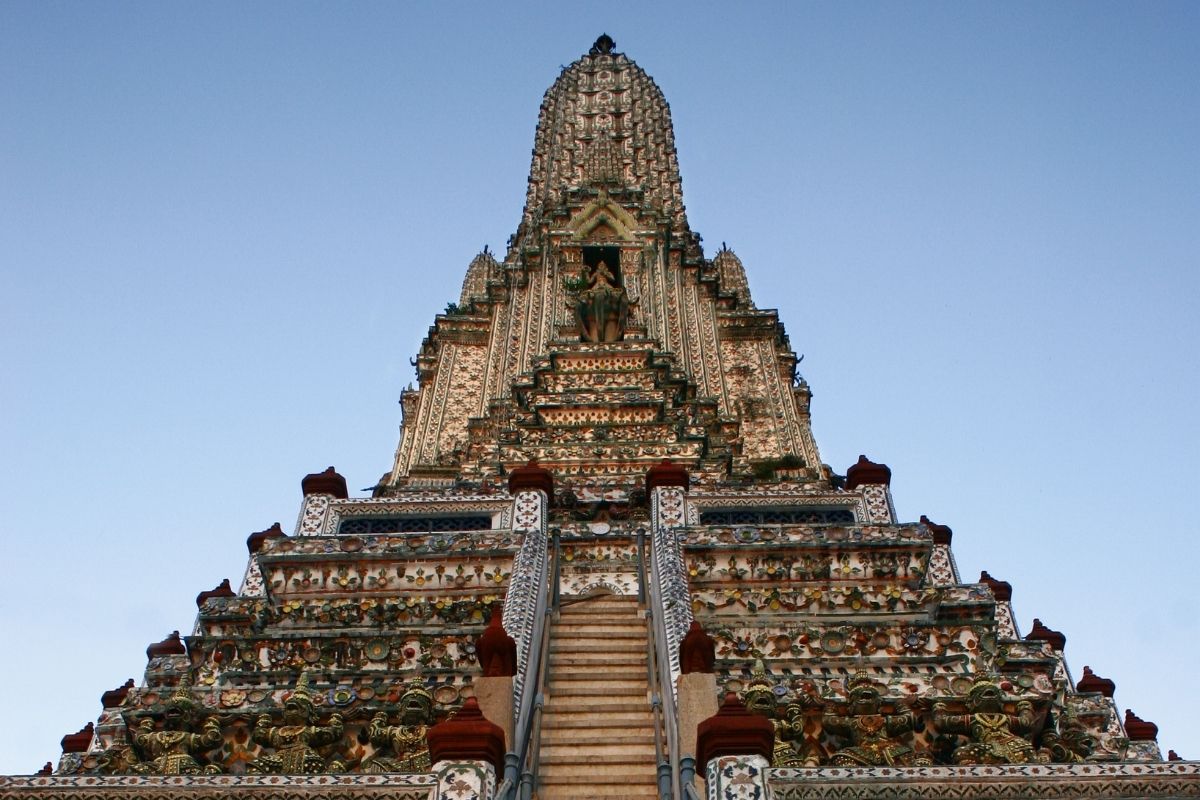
<box><xmin>548</xmin><ymin>667</ymin><xmax>645</xmax><ymax>681</ymax></box>
<box><xmin>542</xmin><ymin>701</ymin><xmax>650</xmax><ymax>715</ymax></box>
<box><xmin>548</xmin><ymin>679</ymin><xmax>646</xmax><ymax>693</ymax></box>
<box><xmin>539</xmin><ymin>772</ymin><xmax>658</xmax><ymax>788</ymax></box>
<box><xmin>540</xmin><ymin>710</ymin><xmax>654</xmax><ymax>727</ymax></box>
<box><xmin>549</xmin><ymin>642</ymin><xmax>645</xmax><ymax>653</ymax></box>
<box><xmin>540</xmin><ymin>789</ymin><xmax>658</xmax><ymax>799</ymax></box>
<box><xmin>559</xmin><ymin>597</ymin><xmax>640</xmax><ymax>606</ymax></box>
<box><xmin>559</xmin><ymin>599</ymin><xmax>640</xmax><ymax>610</ymax></box>
<box><xmin>544</xmin><ymin>734</ymin><xmax>657</xmax><ymax>743</ymax></box>
<box><xmin>556</xmin><ymin>613</ymin><xmax>642</xmax><ymax>623</ymax></box>
<box><xmin>554</xmin><ymin>623</ymin><xmax>648</xmax><ymax>633</ymax></box>
<box><xmin>541</xmin><ymin>751</ymin><xmax>657</xmax><ymax>765</ymax></box>
<box><xmin>540</xmin><ymin>790</ymin><xmax>657</xmax><ymax>799</ymax></box>
<box><xmin>549</xmin><ymin>657</ymin><xmax>648</xmax><ymax>671</ymax></box>
<box><xmin>551</xmin><ymin>641</ymin><xmax>644</xmax><ymax>654</ymax></box>
<box><xmin>540</xmin><ymin>786</ymin><xmax>658</xmax><ymax>798</ymax></box>
<box><xmin>550</xmin><ymin>666</ymin><xmax>646</xmax><ymax>680</ymax></box>
<box><xmin>549</xmin><ymin>671</ymin><xmax>648</xmax><ymax>686</ymax></box>
<box><xmin>547</xmin><ymin>695</ymin><xmax>657</xmax><ymax>705</ymax></box>
<box><xmin>549</xmin><ymin>686</ymin><xmax>648</xmax><ymax>695</ymax></box>
<box><xmin>538</xmin><ymin>768</ymin><xmax>658</xmax><ymax>781</ymax></box>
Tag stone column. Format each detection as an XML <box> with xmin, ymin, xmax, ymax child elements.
<box><xmin>433</xmin><ymin>762</ymin><xmax>497</xmax><ymax>800</ymax></box>
<box><xmin>920</xmin><ymin>514</ymin><xmax>960</xmax><ymax>587</ymax></box>
<box><xmin>845</xmin><ymin>454</ymin><xmax>895</xmax><ymax>523</ymax></box>
<box><xmin>296</xmin><ymin>466</ymin><xmax>348</xmax><ymax>535</ymax></box>
<box><xmin>429</xmin><ymin>697</ymin><xmax>506</xmax><ymax>800</ymax></box>
<box><xmin>474</xmin><ymin>603</ymin><xmax>518</xmax><ymax>748</ymax></box>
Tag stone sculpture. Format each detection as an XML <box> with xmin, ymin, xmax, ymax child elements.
<box><xmin>933</xmin><ymin>675</ymin><xmax>1046</xmax><ymax>765</ymax></box>
<box><xmin>823</xmin><ymin>672</ymin><xmax>931</xmax><ymax>767</ymax></box>
<box><xmin>1041</xmin><ymin>713</ymin><xmax>1096</xmax><ymax>763</ymax></box>
<box><xmin>575</xmin><ymin>260</ymin><xmax>628</xmax><ymax>342</ymax></box>
<box><xmin>247</xmin><ymin>672</ymin><xmax>346</xmax><ymax>774</ymax></box>
<box><xmin>741</xmin><ymin>666</ymin><xmax>808</xmax><ymax>768</ymax></box>
<box><xmin>128</xmin><ymin>679</ymin><xmax>223</xmax><ymax>775</ymax></box>
<box><xmin>362</xmin><ymin>683</ymin><xmax>435</xmax><ymax>773</ymax></box>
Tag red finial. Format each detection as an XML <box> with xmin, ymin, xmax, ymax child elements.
<box><xmin>146</xmin><ymin>630</ymin><xmax>186</xmax><ymax>659</ymax></box>
<box><xmin>1124</xmin><ymin>710</ymin><xmax>1158</xmax><ymax>741</ymax></box>
<box><xmin>301</xmin><ymin>466</ymin><xmax>348</xmax><ymax>499</ymax></box>
<box><xmin>695</xmin><ymin>692</ymin><xmax>775</xmax><ymax>768</ymax></box>
<box><xmin>680</xmin><ymin>621</ymin><xmax>716</xmax><ymax>674</ymax></box>
<box><xmin>246</xmin><ymin>522</ymin><xmax>286</xmax><ymax>554</ymax></box>
<box><xmin>1025</xmin><ymin>618</ymin><xmax>1066</xmax><ymax>651</ymax></box>
<box><xmin>845</xmin><ymin>455</ymin><xmax>891</xmax><ymax>490</ymax></box>
<box><xmin>60</xmin><ymin>722</ymin><xmax>94</xmax><ymax>753</ymax></box>
<box><xmin>1075</xmin><ymin>666</ymin><xmax>1116</xmax><ymax>698</ymax></box>
<box><xmin>978</xmin><ymin>570</ymin><xmax>1012</xmax><ymax>602</ymax></box>
<box><xmin>427</xmin><ymin>697</ymin><xmax>506</xmax><ymax>772</ymax></box>
<box><xmin>507</xmin><ymin>459</ymin><xmax>554</xmax><ymax>496</ymax></box>
<box><xmin>196</xmin><ymin>578</ymin><xmax>235</xmax><ymax>608</ymax></box>
<box><xmin>476</xmin><ymin>603</ymin><xmax>517</xmax><ymax>677</ymax></box>
<box><xmin>647</xmin><ymin>459</ymin><xmax>690</xmax><ymax>492</ymax></box>
<box><xmin>100</xmin><ymin>678</ymin><xmax>135</xmax><ymax>709</ymax></box>
<box><xmin>919</xmin><ymin>514</ymin><xmax>953</xmax><ymax>545</ymax></box>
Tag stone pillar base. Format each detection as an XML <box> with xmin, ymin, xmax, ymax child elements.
<box><xmin>705</xmin><ymin>754</ymin><xmax>774</xmax><ymax>800</ymax></box>
<box><xmin>678</xmin><ymin>671</ymin><xmax>718</xmax><ymax>796</ymax></box>
<box><xmin>434</xmin><ymin>760</ymin><xmax>496</xmax><ymax>800</ymax></box>
<box><xmin>473</xmin><ymin>675</ymin><xmax>515</xmax><ymax>750</ymax></box>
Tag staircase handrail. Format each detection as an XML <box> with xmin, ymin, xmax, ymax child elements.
<box><xmin>497</xmin><ymin>531</ymin><xmax>559</xmax><ymax>800</ymax></box>
<box><xmin>640</xmin><ymin>527</ymin><xmax>684</xmax><ymax>800</ymax></box>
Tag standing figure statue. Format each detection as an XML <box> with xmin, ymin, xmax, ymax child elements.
<box><xmin>823</xmin><ymin>672</ymin><xmax>931</xmax><ymax>767</ymax></box>
<box><xmin>1040</xmin><ymin>713</ymin><xmax>1096</xmax><ymax>763</ymax></box>
<box><xmin>741</xmin><ymin>666</ymin><xmax>809</xmax><ymax>767</ymax></box>
<box><xmin>248</xmin><ymin>672</ymin><xmax>346</xmax><ymax>774</ymax></box>
<box><xmin>128</xmin><ymin>679</ymin><xmax>223</xmax><ymax>775</ymax></box>
<box><xmin>933</xmin><ymin>675</ymin><xmax>1047</xmax><ymax>765</ymax></box>
<box><xmin>575</xmin><ymin>260</ymin><xmax>629</xmax><ymax>343</ymax></box>
<box><xmin>362</xmin><ymin>682</ymin><xmax>435</xmax><ymax>773</ymax></box>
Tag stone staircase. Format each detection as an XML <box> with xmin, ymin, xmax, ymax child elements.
<box><xmin>537</xmin><ymin>594</ymin><xmax>660</xmax><ymax>799</ymax></box>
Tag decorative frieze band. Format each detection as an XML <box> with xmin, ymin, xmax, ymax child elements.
<box><xmin>0</xmin><ymin>773</ymin><xmax>437</xmax><ymax>800</ymax></box>
<box><xmin>766</xmin><ymin>761</ymin><xmax>1200</xmax><ymax>799</ymax></box>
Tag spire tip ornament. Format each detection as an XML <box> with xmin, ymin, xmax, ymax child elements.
<box><xmin>590</xmin><ymin>33</ymin><xmax>615</xmax><ymax>55</ymax></box>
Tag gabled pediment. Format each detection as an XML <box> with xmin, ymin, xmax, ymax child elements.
<box><xmin>567</xmin><ymin>198</ymin><xmax>639</xmax><ymax>242</ymax></box>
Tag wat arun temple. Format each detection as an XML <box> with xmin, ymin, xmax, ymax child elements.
<box><xmin>4</xmin><ymin>36</ymin><xmax>1196</xmax><ymax>800</ymax></box>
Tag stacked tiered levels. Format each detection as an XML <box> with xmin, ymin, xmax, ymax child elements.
<box><xmin>7</xmin><ymin>34</ymin><xmax>1194</xmax><ymax>800</ymax></box>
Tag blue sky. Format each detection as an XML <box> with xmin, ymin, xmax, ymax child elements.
<box><xmin>2</xmin><ymin>1</ymin><xmax>1197</xmax><ymax>773</ymax></box>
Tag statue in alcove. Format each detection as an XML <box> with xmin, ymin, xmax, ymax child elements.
<box><xmin>361</xmin><ymin>683</ymin><xmax>435</xmax><ymax>773</ymax></box>
<box><xmin>247</xmin><ymin>672</ymin><xmax>347</xmax><ymax>774</ymax></box>
<box><xmin>933</xmin><ymin>675</ymin><xmax>1046</xmax><ymax>765</ymax></box>
<box><xmin>575</xmin><ymin>260</ymin><xmax>628</xmax><ymax>342</ymax></box>
<box><xmin>742</xmin><ymin>665</ymin><xmax>812</xmax><ymax>767</ymax></box>
<box><xmin>126</xmin><ymin>679</ymin><xmax>223</xmax><ymax>775</ymax></box>
<box><xmin>823</xmin><ymin>672</ymin><xmax>931</xmax><ymax>767</ymax></box>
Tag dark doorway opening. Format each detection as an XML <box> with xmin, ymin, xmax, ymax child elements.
<box><xmin>583</xmin><ymin>245</ymin><xmax>621</xmax><ymax>284</ymax></box>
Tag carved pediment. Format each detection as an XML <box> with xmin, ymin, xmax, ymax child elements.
<box><xmin>568</xmin><ymin>198</ymin><xmax>639</xmax><ymax>242</ymax></box>
<box><xmin>583</xmin><ymin>221</ymin><xmax>619</xmax><ymax>242</ymax></box>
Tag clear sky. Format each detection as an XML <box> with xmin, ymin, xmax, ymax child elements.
<box><xmin>2</xmin><ymin>0</ymin><xmax>1197</xmax><ymax>774</ymax></box>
